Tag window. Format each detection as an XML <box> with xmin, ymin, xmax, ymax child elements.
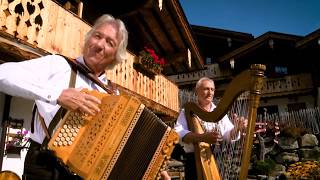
<box><xmin>206</xmin><ymin>57</ymin><xmax>212</xmax><ymax>65</ymax></box>
<box><xmin>274</xmin><ymin>66</ymin><xmax>288</xmax><ymax>75</ymax></box>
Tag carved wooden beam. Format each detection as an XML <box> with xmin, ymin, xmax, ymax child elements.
<box><xmin>0</xmin><ymin>31</ymin><xmax>48</xmax><ymax>61</ymax></box>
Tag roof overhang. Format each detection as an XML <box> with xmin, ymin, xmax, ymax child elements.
<box><xmin>217</xmin><ymin>32</ymin><xmax>302</xmax><ymax>64</ymax></box>
<box><xmin>82</xmin><ymin>0</ymin><xmax>204</xmax><ymax>75</ymax></box>
<box><xmin>296</xmin><ymin>28</ymin><xmax>320</xmax><ymax>49</ymax></box>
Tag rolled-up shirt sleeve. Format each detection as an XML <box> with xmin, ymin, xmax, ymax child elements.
<box><xmin>220</xmin><ymin>114</ymin><xmax>241</xmax><ymax>141</ymax></box>
<box><xmin>174</xmin><ymin>109</ymin><xmax>191</xmax><ymax>140</ymax></box>
<box><xmin>174</xmin><ymin>109</ymin><xmax>197</xmax><ymax>152</ymax></box>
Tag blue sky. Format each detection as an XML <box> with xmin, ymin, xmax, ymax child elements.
<box><xmin>180</xmin><ymin>0</ymin><xmax>320</xmax><ymax>37</ymax></box>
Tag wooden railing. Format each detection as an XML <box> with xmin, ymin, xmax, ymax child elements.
<box><xmin>0</xmin><ymin>0</ymin><xmax>90</xmax><ymax>58</ymax></box>
<box><xmin>0</xmin><ymin>0</ymin><xmax>179</xmax><ymax>116</ymax></box>
<box><xmin>106</xmin><ymin>53</ymin><xmax>179</xmax><ymax>112</ymax></box>
<box><xmin>167</xmin><ymin>63</ymin><xmax>232</xmax><ymax>85</ymax></box>
<box><xmin>261</xmin><ymin>73</ymin><xmax>313</xmax><ymax>96</ymax></box>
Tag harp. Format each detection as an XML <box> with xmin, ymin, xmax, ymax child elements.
<box><xmin>184</xmin><ymin>64</ymin><xmax>266</xmax><ymax>180</ymax></box>
<box><xmin>47</xmin><ymin>90</ymin><xmax>179</xmax><ymax>180</ymax></box>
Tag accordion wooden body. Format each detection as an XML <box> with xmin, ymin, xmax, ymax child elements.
<box><xmin>48</xmin><ymin>91</ymin><xmax>179</xmax><ymax>180</ymax></box>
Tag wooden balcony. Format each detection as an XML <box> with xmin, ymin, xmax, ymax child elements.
<box><xmin>0</xmin><ymin>0</ymin><xmax>179</xmax><ymax>118</ymax></box>
<box><xmin>167</xmin><ymin>63</ymin><xmax>232</xmax><ymax>85</ymax></box>
<box><xmin>0</xmin><ymin>0</ymin><xmax>90</xmax><ymax>59</ymax></box>
<box><xmin>261</xmin><ymin>73</ymin><xmax>313</xmax><ymax>97</ymax></box>
<box><xmin>106</xmin><ymin>53</ymin><xmax>179</xmax><ymax>117</ymax></box>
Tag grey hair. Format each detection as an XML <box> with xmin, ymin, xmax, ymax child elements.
<box><xmin>195</xmin><ymin>77</ymin><xmax>215</xmax><ymax>92</ymax></box>
<box><xmin>84</xmin><ymin>14</ymin><xmax>128</xmax><ymax>69</ymax></box>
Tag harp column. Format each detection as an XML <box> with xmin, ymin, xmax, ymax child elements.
<box><xmin>239</xmin><ymin>64</ymin><xmax>266</xmax><ymax>180</ymax></box>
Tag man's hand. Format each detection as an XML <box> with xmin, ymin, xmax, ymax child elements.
<box><xmin>160</xmin><ymin>171</ymin><xmax>171</xmax><ymax>180</ymax></box>
<box><xmin>201</xmin><ymin>131</ymin><xmax>223</xmax><ymax>144</ymax></box>
<box><xmin>232</xmin><ymin>113</ymin><xmax>248</xmax><ymax>132</ymax></box>
<box><xmin>57</xmin><ymin>88</ymin><xmax>101</xmax><ymax>115</ymax></box>
<box><xmin>183</xmin><ymin>131</ymin><xmax>222</xmax><ymax>144</ymax></box>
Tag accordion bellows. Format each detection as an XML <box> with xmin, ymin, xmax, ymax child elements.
<box><xmin>48</xmin><ymin>90</ymin><xmax>179</xmax><ymax>180</ymax></box>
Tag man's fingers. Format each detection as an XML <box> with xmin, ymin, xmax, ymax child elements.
<box><xmin>58</xmin><ymin>88</ymin><xmax>102</xmax><ymax>116</ymax></box>
<box><xmin>77</xmin><ymin>102</ymin><xmax>96</xmax><ymax>116</ymax></box>
<box><xmin>232</xmin><ymin>113</ymin><xmax>238</xmax><ymax>120</ymax></box>
<box><xmin>82</xmin><ymin>94</ymin><xmax>101</xmax><ymax>113</ymax></box>
<box><xmin>83</xmin><ymin>98</ymin><xmax>100</xmax><ymax>113</ymax></box>
<box><xmin>84</xmin><ymin>94</ymin><xmax>101</xmax><ymax>105</ymax></box>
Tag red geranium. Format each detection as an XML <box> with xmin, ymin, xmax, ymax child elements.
<box><xmin>140</xmin><ymin>46</ymin><xmax>166</xmax><ymax>71</ymax></box>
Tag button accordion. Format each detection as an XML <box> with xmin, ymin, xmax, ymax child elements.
<box><xmin>48</xmin><ymin>90</ymin><xmax>179</xmax><ymax>180</ymax></box>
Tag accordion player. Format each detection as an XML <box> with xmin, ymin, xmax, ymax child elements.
<box><xmin>48</xmin><ymin>90</ymin><xmax>179</xmax><ymax>180</ymax></box>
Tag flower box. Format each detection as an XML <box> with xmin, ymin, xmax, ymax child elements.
<box><xmin>134</xmin><ymin>56</ymin><xmax>162</xmax><ymax>75</ymax></box>
<box><xmin>134</xmin><ymin>46</ymin><xmax>165</xmax><ymax>76</ymax></box>
<box><xmin>5</xmin><ymin>146</ymin><xmax>24</xmax><ymax>155</ymax></box>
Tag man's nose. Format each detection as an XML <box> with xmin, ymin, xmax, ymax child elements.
<box><xmin>96</xmin><ymin>39</ymin><xmax>105</xmax><ymax>50</ymax></box>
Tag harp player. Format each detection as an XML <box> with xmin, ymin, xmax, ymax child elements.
<box><xmin>174</xmin><ymin>77</ymin><xmax>247</xmax><ymax>180</ymax></box>
<box><xmin>0</xmin><ymin>14</ymin><xmax>171</xmax><ymax>180</ymax></box>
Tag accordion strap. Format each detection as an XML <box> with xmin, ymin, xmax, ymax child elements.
<box><xmin>63</xmin><ymin>55</ymin><xmax>117</xmax><ymax>95</ymax></box>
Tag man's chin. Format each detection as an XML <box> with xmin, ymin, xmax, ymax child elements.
<box><xmin>87</xmin><ymin>56</ymin><xmax>104</xmax><ymax>63</ymax></box>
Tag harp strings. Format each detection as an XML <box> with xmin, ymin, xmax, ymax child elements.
<box><xmin>213</xmin><ymin>91</ymin><xmax>250</xmax><ymax>180</ymax></box>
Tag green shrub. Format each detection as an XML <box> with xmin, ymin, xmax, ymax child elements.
<box><xmin>252</xmin><ymin>159</ymin><xmax>276</xmax><ymax>175</ymax></box>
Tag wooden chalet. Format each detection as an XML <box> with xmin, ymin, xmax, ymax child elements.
<box><xmin>170</xmin><ymin>25</ymin><xmax>320</xmax><ymax>116</ymax></box>
<box><xmin>168</xmin><ymin>26</ymin><xmax>254</xmax><ymax>97</ymax></box>
<box><xmin>217</xmin><ymin>30</ymin><xmax>320</xmax><ymax>114</ymax></box>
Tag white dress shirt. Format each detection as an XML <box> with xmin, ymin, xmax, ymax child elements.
<box><xmin>0</xmin><ymin>54</ymin><xmax>111</xmax><ymax>143</ymax></box>
<box><xmin>174</xmin><ymin>102</ymin><xmax>234</xmax><ymax>153</ymax></box>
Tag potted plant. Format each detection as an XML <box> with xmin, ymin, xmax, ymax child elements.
<box><xmin>5</xmin><ymin>130</ymin><xmax>29</xmax><ymax>156</ymax></box>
